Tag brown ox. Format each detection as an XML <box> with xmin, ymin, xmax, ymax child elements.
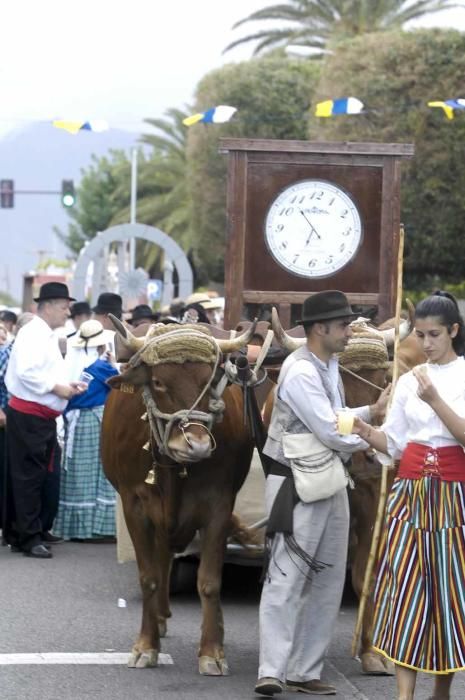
<box><xmin>101</xmin><ymin>320</ymin><xmax>255</xmax><ymax>675</ymax></box>
<box><xmin>269</xmin><ymin>309</ymin><xmax>414</xmax><ymax>675</ymax></box>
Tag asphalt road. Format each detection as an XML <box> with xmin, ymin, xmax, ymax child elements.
<box><xmin>0</xmin><ymin>541</ymin><xmax>463</xmax><ymax>700</ymax></box>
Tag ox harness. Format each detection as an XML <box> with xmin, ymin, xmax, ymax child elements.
<box><xmin>126</xmin><ymin>326</ymin><xmax>271</xmax><ymax>484</ymax></box>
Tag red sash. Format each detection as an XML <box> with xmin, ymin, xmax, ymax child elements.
<box><xmin>398</xmin><ymin>442</ymin><xmax>465</xmax><ymax>482</ymax></box>
<box><xmin>9</xmin><ymin>396</ymin><xmax>61</xmax><ymax>420</ymax></box>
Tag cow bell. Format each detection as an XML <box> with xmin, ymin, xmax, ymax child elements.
<box><xmin>145</xmin><ymin>468</ymin><xmax>157</xmax><ymax>485</ymax></box>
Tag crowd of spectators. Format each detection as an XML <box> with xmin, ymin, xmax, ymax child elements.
<box><xmin>0</xmin><ymin>285</ymin><xmax>225</xmax><ymax>559</ymax></box>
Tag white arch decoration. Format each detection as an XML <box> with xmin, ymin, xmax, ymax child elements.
<box><xmin>72</xmin><ymin>223</ymin><xmax>193</xmax><ymax>307</ymax></box>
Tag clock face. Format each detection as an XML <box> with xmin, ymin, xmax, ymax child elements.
<box><xmin>264</xmin><ymin>179</ymin><xmax>363</xmax><ymax>279</ymax></box>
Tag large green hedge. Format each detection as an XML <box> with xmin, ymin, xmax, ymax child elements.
<box><xmin>308</xmin><ymin>29</ymin><xmax>465</xmax><ymax>287</ymax></box>
<box><xmin>187</xmin><ymin>53</ymin><xmax>321</xmax><ymax>282</ymax></box>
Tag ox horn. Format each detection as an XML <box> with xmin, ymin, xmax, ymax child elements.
<box><xmin>379</xmin><ymin>307</ymin><xmax>413</xmax><ymax>348</ymax></box>
<box><xmin>215</xmin><ymin>319</ymin><xmax>258</xmax><ymax>353</ymax></box>
<box><xmin>108</xmin><ymin>313</ymin><xmax>148</xmax><ymax>352</ymax></box>
<box><xmin>271</xmin><ymin>307</ymin><xmax>306</xmax><ymax>352</ymax></box>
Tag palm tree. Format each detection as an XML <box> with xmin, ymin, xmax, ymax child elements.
<box><xmin>224</xmin><ymin>0</ymin><xmax>461</xmax><ymax>55</ymax></box>
<box><xmin>111</xmin><ymin>108</ymin><xmax>192</xmax><ymax>272</ymax></box>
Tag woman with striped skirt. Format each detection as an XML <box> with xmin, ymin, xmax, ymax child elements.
<box><xmin>353</xmin><ymin>291</ymin><xmax>465</xmax><ymax>700</ymax></box>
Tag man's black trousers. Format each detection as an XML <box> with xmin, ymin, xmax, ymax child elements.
<box><xmin>6</xmin><ymin>407</ymin><xmax>60</xmax><ymax>550</ymax></box>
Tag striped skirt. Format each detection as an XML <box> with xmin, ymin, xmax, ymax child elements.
<box><xmin>53</xmin><ymin>407</ymin><xmax>116</xmax><ymax>540</ymax></box>
<box><xmin>372</xmin><ymin>476</ymin><xmax>465</xmax><ymax>674</ymax></box>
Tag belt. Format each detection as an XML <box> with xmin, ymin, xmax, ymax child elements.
<box><xmin>398</xmin><ymin>442</ymin><xmax>465</xmax><ymax>481</ymax></box>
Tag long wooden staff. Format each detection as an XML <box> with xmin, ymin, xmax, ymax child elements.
<box><xmin>351</xmin><ymin>223</ymin><xmax>405</xmax><ymax>658</ymax></box>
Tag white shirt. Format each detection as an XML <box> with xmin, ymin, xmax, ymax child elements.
<box><xmin>5</xmin><ymin>316</ymin><xmax>68</xmax><ymax>412</ymax></box>
<box><xmin>279</xmin><ymin>351</ymin><xmax>371</xmax><ymax>458</ymax></box>
<box><xmin>380</xmin><ymin>356</ymin><xmax>465</xmax><ymax>463</ymax></box>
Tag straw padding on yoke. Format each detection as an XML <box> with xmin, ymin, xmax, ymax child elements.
<box><xmin>338</xmin><ymin>320</ymin><xmax>389</xmax><ymax>372</ymax></box>
<box><xmin>136</xmin><ymin>324</ymin><xmax>218</xmax><ymax>366</ymax></box>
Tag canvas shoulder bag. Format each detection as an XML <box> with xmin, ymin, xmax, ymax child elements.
<box><xmin>282</xmin><ymin>431</ymin><xmax>349</xmax><ymax>503</ymax></box>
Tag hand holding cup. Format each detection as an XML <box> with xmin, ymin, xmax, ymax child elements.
<box><xmin>336</xmin><ymin>410</ymin><xmax>355</xmax><ymax>435</ymax></box>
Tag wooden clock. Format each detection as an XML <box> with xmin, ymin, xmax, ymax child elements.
<box><xmin>220</xmin><ymin>139</ymin><xmax>414</xmax><ymax>329</ymax></box>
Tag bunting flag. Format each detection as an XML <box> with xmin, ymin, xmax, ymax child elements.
<box><xmin>315</xmin><ymin>97</ymin><xmax>364</xmax><ymax>118</ymax></box>
<box><xmin>182</xmin><ymin>105</ymin><xmax>237</xmax><ymax>126</ymax></box>
<box><xmin>52</xmin><ymin>119</ymin><xmax>109</xmax><ymax>134</ymax></box>
<box><xmin>427</xmin><ymin>99</ymin><xmax>465</xmax><ymax>120</ymax></box>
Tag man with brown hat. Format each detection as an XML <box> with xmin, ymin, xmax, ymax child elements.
<box><xmin>255</xmin><ymin>291</ymin><xmax>390</xmax><ymax>697</ymax></box>
<box><xmin>5</xmin><ymin>282</ymin><xmax>88</xmax><ymax>559</ymax></box>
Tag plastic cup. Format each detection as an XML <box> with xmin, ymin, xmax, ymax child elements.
<box><xmin>337</xmin><ymin>410</ymin><xmax>354</xmax><ymax>436</ymax></box>
<box><xmin>78</xmin><ymin>371</ymin><xmax>93</xmax><ymax>385</ymax></box>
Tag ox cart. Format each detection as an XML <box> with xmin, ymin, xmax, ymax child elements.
<box><xmin>108</xmin><ymin>311</ymin><xmax>415</xmax><ymax>675</ymax></box>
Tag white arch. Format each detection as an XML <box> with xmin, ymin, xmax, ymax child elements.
<box><xmin>72</xmin><ymin>223</ymin><xmax>193</xmax><ymax>305</ymax></box>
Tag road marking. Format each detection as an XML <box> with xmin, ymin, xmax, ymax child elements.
<box><xmin>0</xmin><ymin>653</ymin><xmax>173</xmax><ymax>665</ymax></box>
<box><xmin>326</xmin><ymin>660</ymin><xmax>370</xmax><ymax>700</ymax></box>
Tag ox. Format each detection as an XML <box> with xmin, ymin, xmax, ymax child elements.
<box><xmin>269</xmin><ymin>309</ymin><xmax>413</xmax><ymax>675</ymax></box>
<box><xmin>101</xmin><ymin>319</ymin><xmax>255</xmax><ymax>675</ymax></box>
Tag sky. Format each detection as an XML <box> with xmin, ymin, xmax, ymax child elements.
<box><xmin>1</xmin><ymin>0</ymin><xmax>465</xmax><ymax>139</ymax></box>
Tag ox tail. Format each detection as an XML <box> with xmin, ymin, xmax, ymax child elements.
<box><xmin>228</xmin><ymin>513</ymin><xmax>261</xmax><ymax>547</ymax></box>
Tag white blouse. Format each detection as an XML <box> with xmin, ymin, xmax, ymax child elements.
<box><xmin>381</xmin><ymin>356</ymin><xmax>465</xmax><ymax>462</ymax></box>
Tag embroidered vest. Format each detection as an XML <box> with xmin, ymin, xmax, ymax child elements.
<box><xmin>263</xmin><ymin>345</ymin><xmax>346</xmax><ymax>469</ymax></box>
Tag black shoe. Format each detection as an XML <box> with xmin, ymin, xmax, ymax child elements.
<box><xmin>255</xmin><ymin>678</ymin><xmax>283</xmax><ymax>696</ymax></box>
<box><xmin>42</xmin><ymin>532</ymin><xmax>64</xmax><ymax>544</ymax></box>
<box><xmin>23</xmin><ymin>544</ymin><xmax>53</xmax><ymax>559</ymax></box>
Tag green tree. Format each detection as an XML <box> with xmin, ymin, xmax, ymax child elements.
<box><xmin>187</xmin><ymin>52</ymin><xmax>321</xmax><ymax>281</ymax></box>
<box><xmin>112</xmin><ymin>108</ymin><xmax>192</xmax><ymax>268</ymax></box>
<box><xmin>58</xmin><ymin>111</ymin><xmax>192</xmax><ymax>276</ymax></box>
<box><xmin>307</xmin><ymin>29</ymin><xmax>465</xmax><ymax>287</ymax></box>
<box><xmin>225</xmin><ymin>0</ymin><xmax>460</xmax><ymax>55</ymax></box>
<box><xmin>56</xmin><ymin>150</ymin><xmax>131</xmax><ymax>255</ymax></box>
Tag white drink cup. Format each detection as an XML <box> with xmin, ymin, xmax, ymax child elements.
<box><xmin>337</xmin><ymin>410</ymin><xmax>354</xmax><ymax>435</ymax></box>
<box><xmin>78</xmin><ymin>371</ymin><xmax>93</xmax><ymax>386</ymax></box>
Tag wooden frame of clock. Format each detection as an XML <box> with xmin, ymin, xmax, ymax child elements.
<box><xmin>220</xmin><ymin>139</ymin><xmax>414</xmax><ymax>329</ymax></box>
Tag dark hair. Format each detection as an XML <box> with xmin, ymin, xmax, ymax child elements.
<box><xmin>415</xmin><ymin>291</ymin><xmax>465</xmax><ymax>355</ymax></box>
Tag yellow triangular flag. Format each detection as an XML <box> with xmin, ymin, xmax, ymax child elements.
<box><xmin>52</xmin><ymin>120</ymin><xmax>84</xmax><ymax>134</ymax></box>
<box><xmin>428</xmin><ymin>101</ymin><xmax>454</xmax><ymax>120</ymax></box>
<box><xmin>182</xmin><ymin>113</ymin><xmax>204</xmax><ymax>126</ymax></box>
<box><xmin>315</xmin><ymin>100</ymin><xmax>334</xmax><ymax>118</ymax></box>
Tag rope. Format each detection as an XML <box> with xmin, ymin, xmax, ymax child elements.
<box><xmin>253</xmin><ymin>330</ymin><xmax>274</xmax><ymax>376</ymax></box>
<box><xmin>140</xmin><ymin>342</ymin><xmax>226</xmax><ymax>462</ymax></box>
<box><xmin>339</xmin><ymin>364</ymin><xmax>385</xmax><ymax>392</ymax></box>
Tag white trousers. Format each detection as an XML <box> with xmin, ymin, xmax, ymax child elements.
<box><xmin>258</xmin><ymin>475</ymin><xmax>350</xmax><ymax>683</ymax></box>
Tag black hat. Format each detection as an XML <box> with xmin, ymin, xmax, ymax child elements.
<box><xmin>0</xmin><ymin>310</ymin><xmax>17</xmax><ymax>324</ymax></box>
<box><xmin>92</xmin><ymin>293</ymin><xmax>123</xmax><ymax>319</ymax></box>
<box><xmin>297</xmin><ymin>291</ymin><xmax>357</xmax><ymax>324</ymax></box>
<box><xmin>34</xmin><ymin>282</ymin><xmax>75</xmax><ymax>303</ymax></box>
<box><xmin>70</xmin><ymin>301</ymin><xmax>91</xmax><ymax>318</ymax></box>
<box><xmin>127</xmin><ymin>304</ymin><xmax>159</xmax><ymax>325</ymax></box>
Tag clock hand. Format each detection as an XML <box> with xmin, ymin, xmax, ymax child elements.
<box><xmin>299</xmin><ymin>209</ymin><xmax>321</xmax><ymax>241</ymax></box>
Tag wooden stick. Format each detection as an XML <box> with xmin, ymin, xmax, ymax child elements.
<box><xmin>351</xmin><ymin>223</ymin><xmax>405</xmax><ymax>658</ymax></box>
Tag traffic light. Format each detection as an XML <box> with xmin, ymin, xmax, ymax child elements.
<box><xmin>0</xmin><ymin>180</ymin><xmax>14</xmax><ymax>208</ymax></box>
<box><xmin>61</xmin><ymin>179</ymin><xmax>75</xmax><ymax>207</ymax></box>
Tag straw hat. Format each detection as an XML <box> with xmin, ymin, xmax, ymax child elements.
<box><xmin>185</xmin><ymin>293</ymin><xmax>223</xmax><ymax>310</ymax></box>
<box><xmin>71</xmin><ymin>319</ymin><xmax>114</xmax><ymax>349</ymax></box>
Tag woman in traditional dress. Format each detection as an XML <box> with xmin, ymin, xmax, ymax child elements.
<box><xmin>352</xmin><ymin>291</ymin><xmax>465</xmax><ymax>700</ymax></box>
<box><xmin>53</xmin><ymin>320</ymin><xmax>119</xmax><ymax>540</ymax></box>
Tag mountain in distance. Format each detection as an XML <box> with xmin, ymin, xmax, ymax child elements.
<box><xmin>0</xmin><ymin>122</ymin><xmax>139</xmax><ymax>302</ymax></box>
